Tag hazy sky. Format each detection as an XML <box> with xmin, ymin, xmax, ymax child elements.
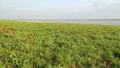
<box><xmin>0</xmin><ymin>0</ymin><xmax>120</xmax><ymax>19</ymax></box>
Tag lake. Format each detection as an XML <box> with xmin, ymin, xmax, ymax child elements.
<box><xmin>16</xmin><ymin>19</ymin><xmax>120</xmax><ymax>26</ymax></box>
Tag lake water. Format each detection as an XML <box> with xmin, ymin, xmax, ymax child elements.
<box><xmin>17</xmin><ymin>19</ymin><xmax>120</xmax><ymax>26</ymax></box>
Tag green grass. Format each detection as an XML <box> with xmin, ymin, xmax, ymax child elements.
<box><xmin>0</xmin><ymin>20</ymin><xmax>120</xmax><ymax>68</ymax></box>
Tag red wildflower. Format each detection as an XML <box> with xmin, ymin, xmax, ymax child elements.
<box><xmin>8</xmin><ymin>30</ymin><xmax>16</xmax><ymax>34</ymax></box>
<box><xmin>3</xmin><ymin>29</ymin><xmax>8</xmax><ymax>33</ymax></box>
<box><xmin>11</xmin><ymin>31</ymin><xmax>16</xmax><ymax>34</ymax></box>
<box><xmin>105</xmin><ymin>60</ymin><xmax>110</xmax><ymax>67</ymax></box>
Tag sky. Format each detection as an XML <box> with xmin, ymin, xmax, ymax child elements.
<box><xmin>0</xmin><ymin>0</ymin><xmax>120</xmax><ymax>19</ymax></box>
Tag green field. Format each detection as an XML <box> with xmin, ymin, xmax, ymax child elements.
<box><xmin>0</xmin><ymin>20</ymin><xmax>120</xmax><ymax>68</ymax></box>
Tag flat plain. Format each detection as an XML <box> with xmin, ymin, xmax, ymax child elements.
<box><xmin>0</xmin><ymin>20</ymin><xmax>120</xmax><ymax>68</ymax></box>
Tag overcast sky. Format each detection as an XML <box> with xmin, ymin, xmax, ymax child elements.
<box><xmin>0</xmin><ymin>0</ymin><xmax>120</xmax><ymax>19</ymax></box>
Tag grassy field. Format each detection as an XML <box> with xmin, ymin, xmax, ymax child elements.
<box><xmin>0</xmin><ymin>20</ymin><xmax>120</xmax><ymax>68</ymax></box>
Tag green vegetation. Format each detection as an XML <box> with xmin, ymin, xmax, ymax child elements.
<box><xmin>0</xmin><ymin>20</ymin><xmax>120</xmax><ymax>68</ymax></box>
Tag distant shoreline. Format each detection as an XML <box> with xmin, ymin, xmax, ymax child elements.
<box><xmin>0</xmin><ymin>19</ymin><xmax>120</xmax><ymax>26</ymax></box>
<box><xmin>1</xmin><ymin>19</ymin><xmax>120</xmax><ymax>21</ymax></box>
